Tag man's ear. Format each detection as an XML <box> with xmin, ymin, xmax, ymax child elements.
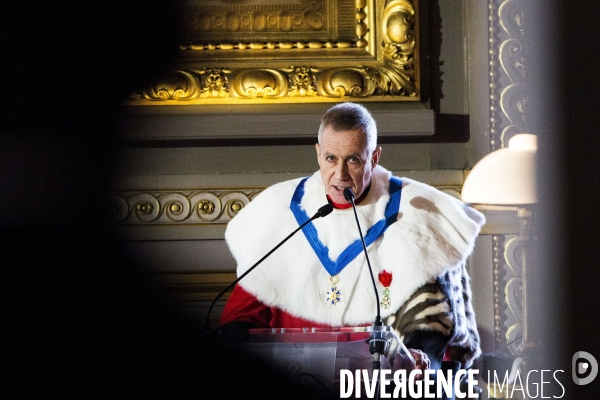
<box><xmin>371</xmin><ymin>147</ymin><xmax>382</xmax><ymax>168</ymax></box>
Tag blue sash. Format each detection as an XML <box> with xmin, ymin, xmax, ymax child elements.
<box><xmin>290</xmin><ymin>176</ymin><xmax>403</xmax><ymax>276</ymax></box>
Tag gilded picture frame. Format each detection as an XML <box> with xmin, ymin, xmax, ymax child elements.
<box><xmin>128</xmin><ymin>0</ymin><xmax>421</xmax><ymax>105</ymax></box>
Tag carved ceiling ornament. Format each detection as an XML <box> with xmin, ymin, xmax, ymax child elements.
<box><xmin>129</xmin><ymin>0</ymin><xmax>420</xmax><ymax>104</ymax></box>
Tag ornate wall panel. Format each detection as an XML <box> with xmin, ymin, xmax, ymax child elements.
<box><xmin>489</xmin><ymin>0</ymin><xmax>529</xmax><ymax>151</ymax></box>
<box><xmin>128</xmin><ymin>0</ymin><xmax>422</xmax><ymax>105</ymax></box>
<box><xmin>488</xmin><ymin>0</ymin><xmax>531</xmax><ymax>354</ymax></box>
<box><xmin>493</xmin><ymin>234</ymin><xmax>524</xmax><ymax>354</ymax></box>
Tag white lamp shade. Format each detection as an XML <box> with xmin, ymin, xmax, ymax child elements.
<box><xmin>462</xmin><ymin>134</ymin><xmax>537</xmax><ymax>205</ymax></box>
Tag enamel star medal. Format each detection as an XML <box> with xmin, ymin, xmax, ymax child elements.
<box><xmin>378</xmin><ymin>271</ymin><xmax>393</xmax><ymax>309</ymax></box>
<box><xmin>324</xmin><ymin>275</ymin><xmax>341</xmax><ymax>306</ymax></box>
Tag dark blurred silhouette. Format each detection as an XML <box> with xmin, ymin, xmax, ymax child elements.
<box><xmin>0</xmin><ymin>2</ymin><xmax>329</xmax><ymax>399</ymax></box>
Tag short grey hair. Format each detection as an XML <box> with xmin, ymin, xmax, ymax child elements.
<box><xmin>317</xmin><ymin>102</ymin><xmax>377</xmax><ymax>152</ymax></box>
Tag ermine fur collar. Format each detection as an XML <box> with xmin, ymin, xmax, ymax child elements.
<box><xmin>225</xmin><ymin>166</ymin><xmax>485</xmax><ymax>327</ymax></box>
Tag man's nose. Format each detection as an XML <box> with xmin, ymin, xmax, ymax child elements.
<box><xmin>334</xmin><ymin>161</ymin><xmax>349</xmax><ymax>180</ymax></box>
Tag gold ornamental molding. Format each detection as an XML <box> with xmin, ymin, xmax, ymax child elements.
<box><xmin>128</xmin><ymin>0</ymin><xmax>421</xmax><ymax>105</ymax></box>
<box><xmin>111</xmin><ymin>188</ymin><xmax>263</xmax><ymax>225</ymax></box>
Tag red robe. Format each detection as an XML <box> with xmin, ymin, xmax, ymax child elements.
<box><xmin>220</xmin><ymin>285</ymin><xmax>366</xmax><ymax>329</ymax></box>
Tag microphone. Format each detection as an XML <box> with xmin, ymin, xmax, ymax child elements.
<box><xmin>202</xmin><ymin>203</ymin><xmax>334</xmax><ymax>332</ymax></box>
<box><xmin>343</xmin><ymin>187</ymin><xmax>355</xmax><ymax>202</ymax></box>
<box><xmin>315</xmin><ymin>203</ymin><xmax>335</xmax><ymax>218</ymax></box>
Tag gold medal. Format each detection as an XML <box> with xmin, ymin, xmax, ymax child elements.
<box><xmin>324</xmin><ymin>275</ymin><xmax>341</xmax><ymax>306</ymax></box>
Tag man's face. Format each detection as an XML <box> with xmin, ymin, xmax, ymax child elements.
<box><xmin>315</xmin><ymin>126</ymin><xmax>381</xmax><ymax>204</ymax></box>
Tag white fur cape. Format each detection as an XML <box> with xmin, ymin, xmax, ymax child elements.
<box><xmin>225</xmin><ymin>166</ymin><xmax>485</xmax><ymax>327</ymax></box>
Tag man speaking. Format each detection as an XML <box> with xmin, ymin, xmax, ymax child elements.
<box><xmin>220</xmin><ymin>102</ymin><xmax>484</xmax><ymax>374</ymax></box>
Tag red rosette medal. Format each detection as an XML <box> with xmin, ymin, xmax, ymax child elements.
<box><xmin>378</xmin><ymin>271</ymin><xmax>393</xmax><ymax>309</ymax></box>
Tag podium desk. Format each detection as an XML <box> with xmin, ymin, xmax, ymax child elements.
<box><xmin>234</xmin><ymin>327</ymin><xmax>400</xmax><ymax>393</ymax></box>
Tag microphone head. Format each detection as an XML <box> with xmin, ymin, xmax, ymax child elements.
<box><xmin>317</xmin><ymin>204</ymin><xmax>334</xmax><ymax>218</ymax></box>
<box><xmin>343</xmin><ymin>187</ymin><xmax>355</xmax><ymax>202</ymax></box>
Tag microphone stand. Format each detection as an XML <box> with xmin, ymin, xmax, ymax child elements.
<box><xmin>343</xmin><ymin>188</ymin><xmax>386</xmax><ymax>400</ymax></box>
<box><xmin>344</xmin><ymin>188</ymin><xmax>418</xmax><ymax>399</ymax></box>
<box><xmin>201</xmin><ymin>204</ymin><xmax>334</xmax><ymax>333</ymax></box>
